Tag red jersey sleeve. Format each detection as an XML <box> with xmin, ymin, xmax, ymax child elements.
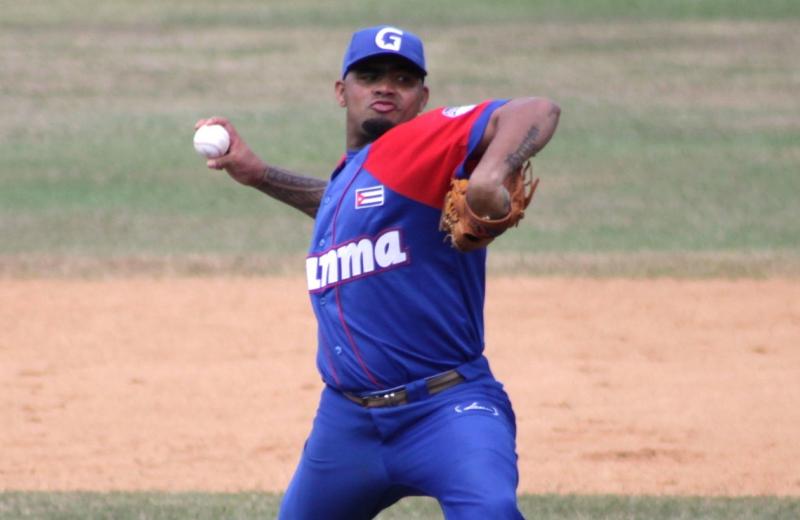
<box><xmin>363</xmin><ymin>100</ymin><xmax>508</xmax><ymax>209</ymax></box>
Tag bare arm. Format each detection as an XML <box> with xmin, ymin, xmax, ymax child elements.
<box><xmin>467</xmin><ymin>97</ymin><xmax>561</xmax><ymax>218</ymax></box>
<box><xmin>255</xmin><ymin>164</ymin><xmax>327</xmax><ymax>218</ymax></box>
<box><xmin>195</xmin><ymin>117</ymin><xmax>327</xmax><ymax>218</ymax></box>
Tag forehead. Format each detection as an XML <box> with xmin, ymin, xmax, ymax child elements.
<box><xmin>347</xmin><ymin>55</ymin><xmax>425</xmax><ymax>77</ymax></box>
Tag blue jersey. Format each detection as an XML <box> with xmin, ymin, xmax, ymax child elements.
<box><xmin>306</xmin><ymin>99</ymin><xmax>508</xmax><ymax>392</ymax></box>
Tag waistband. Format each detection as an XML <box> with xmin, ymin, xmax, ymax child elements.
<box><xmin>340</xmin><ymin>356</ymin><xmax>492</xmax><ymax>408</ymax></box>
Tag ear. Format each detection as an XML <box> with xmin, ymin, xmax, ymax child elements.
<box><xmin>418</xmin><ymin>85</ymin><xmax>430</xmax><ymax>113</ymax></box>
<box><xmin>335</xmin><ymin>79</ymin><xmax>347</xmax><ymax>108</ymax></box>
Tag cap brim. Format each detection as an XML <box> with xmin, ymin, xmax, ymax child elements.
<box><xmin>343</xmin><ymin>53</ymin><xmax>427</xmax><ymax>79</ymax></box>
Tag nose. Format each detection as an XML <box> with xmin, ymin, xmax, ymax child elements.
<box><xmin>372</xmin><ymin>76</ymin><xmax>397</xmax><ymax>96</ymax></box>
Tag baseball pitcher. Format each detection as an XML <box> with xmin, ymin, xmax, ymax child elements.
<box><xmin>196</xmin><ymin>25</ymin><xmax>560</xmax><ymax>519</ymax></box>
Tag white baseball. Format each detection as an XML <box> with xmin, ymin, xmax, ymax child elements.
<box><xmin>193</xmin><ymin>124</ymin><xmax>230</xmax><ymax>158</ymax></box>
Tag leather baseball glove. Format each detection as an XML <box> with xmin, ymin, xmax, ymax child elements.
<box><xmin>440</xmin><ymin>162</ymin><xmax>539</xmax><ymax>252</ymax></box>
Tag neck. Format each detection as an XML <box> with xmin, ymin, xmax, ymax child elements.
<box><xmin>345</xmin><ymin>121</ymin><xmax>369</xmax><ymax>151</ymax></box>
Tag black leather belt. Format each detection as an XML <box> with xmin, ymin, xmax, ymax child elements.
<box><xmin>343</xmin><ymin>369</ymin><xmax>464</xmax><ymax>408</ymax></box>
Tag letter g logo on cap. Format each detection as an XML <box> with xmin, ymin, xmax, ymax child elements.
<box><xmin>375</xmin><ymin>27</ymin><xmax>403</xmax><ymax>51</ymax></box>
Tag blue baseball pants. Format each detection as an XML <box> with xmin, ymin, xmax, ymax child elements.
<box><xmin>278</xmin><ymin>369</ymin><xmax>524</xmax><ymax>519</ymax></box>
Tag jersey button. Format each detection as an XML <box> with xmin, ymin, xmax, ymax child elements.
<box><xmin>334</xmin><ymin>346</ymin><xmax>343</xmax><ymax>355</ymax></box>
<box><xmin>319</xmin><ymin>296</ymin><xmax>326</xmax><ymax>305</ymax></box>
<box><xmin>318</xmin><ymin>238</ymin><xmax>325</xmax><ymax>247</ymax></box>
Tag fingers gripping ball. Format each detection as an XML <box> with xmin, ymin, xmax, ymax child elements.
<box><xmin>440</xmin><ymin>162</ymin><xmax>539</xmax><ymax>252</ymax></box>
<box><xmin>193</xmin><ymin>124</ymin><xmax>230</xmax><ymax>158</ymax></box>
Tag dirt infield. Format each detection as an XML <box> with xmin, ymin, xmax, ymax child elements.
<box><xmin>1</xmin><ymin>277</ymin><xmax>799</xmax><ymax>496</ymax></box>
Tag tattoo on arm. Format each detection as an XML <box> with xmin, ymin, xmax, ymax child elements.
<box><xmin>255</xmin><ymin>165</ymin><xmax>328</xmax><ymax>218</ymax></box>
<box><xmin>505</xmin><ymin>125</ymin><xmax>541</xmax><ymax>171</ymax></box>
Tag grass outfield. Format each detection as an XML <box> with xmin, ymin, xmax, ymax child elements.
<box><xmin>2</xmin><ymin>0</ymin><xmax>799</xmax><ymax>276</ymax></box>
<box><xmin>1</xmin><ymin>493</ymin><xmax>799</xmax><ymax>520</ymax></box>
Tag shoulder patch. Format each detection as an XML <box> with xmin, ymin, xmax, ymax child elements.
<box><xmin>442</xmin><ymin>105</ymin><xmax>477</xmax><ymax>118</ymax></box>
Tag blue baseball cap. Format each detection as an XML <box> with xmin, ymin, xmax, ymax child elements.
<box><xmin>342</xmin><ymin>25</ymin><xmax>427</xmax><ymax>78</ymax></box>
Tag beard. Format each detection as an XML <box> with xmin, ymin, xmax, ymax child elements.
<box><xmin>361</xmin><ymin>117</ymin><xmax>396</xmax><ymax>142</ymax></box>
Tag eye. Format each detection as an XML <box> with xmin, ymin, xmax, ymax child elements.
<box><xmin>394</xmin><ymin>74</ymin><xmax>418</xmax><ymax>87</ymax></box>
<box><xmin>356</xmin><ymin>71</ymin><xmax>379</xmax><ymax>83</ymax></box>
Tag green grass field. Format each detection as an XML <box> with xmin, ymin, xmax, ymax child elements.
<box><xmin>1</xmin><ymin>492</ymin><xmax>799</xmax><ymax>520</ymax></box>
<box><xmin>2</xmin><ymin>0</ymin><xmax>799</xmax><ymax>277</ymax></box>
<box><xmin>2</xmin><ymin>0</ymin><xmax>799</xmax><ymax>517</ymax></box>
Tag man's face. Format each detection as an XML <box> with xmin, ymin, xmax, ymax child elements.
<box><xmin>335</xmin><ymin>55</ymin><xmax>430</xmax><ymax>149</ymax></box>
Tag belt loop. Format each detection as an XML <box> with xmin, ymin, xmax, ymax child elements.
<box><xmin>455</xmin><ymin>356</ymin><xmax>492</xmax><ymax>381</ymax></box>
<box><xmin>404</xmin><ymin>379</ymin><xmax>428</xmax><ymax>403</ymax></box>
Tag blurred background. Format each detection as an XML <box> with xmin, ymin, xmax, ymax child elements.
<box><xmin>1</xmin><ymin>0</ymin><xmax>798</xmax><ymax>277</ymax></box>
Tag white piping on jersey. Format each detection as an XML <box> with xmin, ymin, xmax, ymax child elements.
<box><xmin>306</xmin><ymin>229</ymin><xmax>409</xmax><ymax>292</ymax></box>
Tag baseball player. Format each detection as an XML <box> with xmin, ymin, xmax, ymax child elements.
<box><xmin>197</xmin><ymin>25</ymin><xmax>560</xmax><ymax>519</ymax></box>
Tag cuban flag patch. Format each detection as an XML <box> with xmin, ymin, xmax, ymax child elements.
<box><xmin>355</xmin><ymin>185</ymin><xmax>385</xmax><ymax>209</ymax></box>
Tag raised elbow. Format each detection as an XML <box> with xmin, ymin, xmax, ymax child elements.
<box><xmin>533</xmin><ymin>97</ymin><xmax>560</xmax><ymax>119</ymax></box>
<box><xmin>508</xmin><ymin>96</ymin><xmax>561</xmax><ymax>122</ymax></box>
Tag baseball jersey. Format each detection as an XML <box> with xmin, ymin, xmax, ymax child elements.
<box><xmin>307</xmin><ymin>99</ymin><xmax>508</xmax><ymax>392</ymax></box>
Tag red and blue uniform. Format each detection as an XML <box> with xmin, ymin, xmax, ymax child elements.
<box><xmin>279</xmin><ymin>100</ymin><xmax>525</xmax><ymax>519</ymax></box>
